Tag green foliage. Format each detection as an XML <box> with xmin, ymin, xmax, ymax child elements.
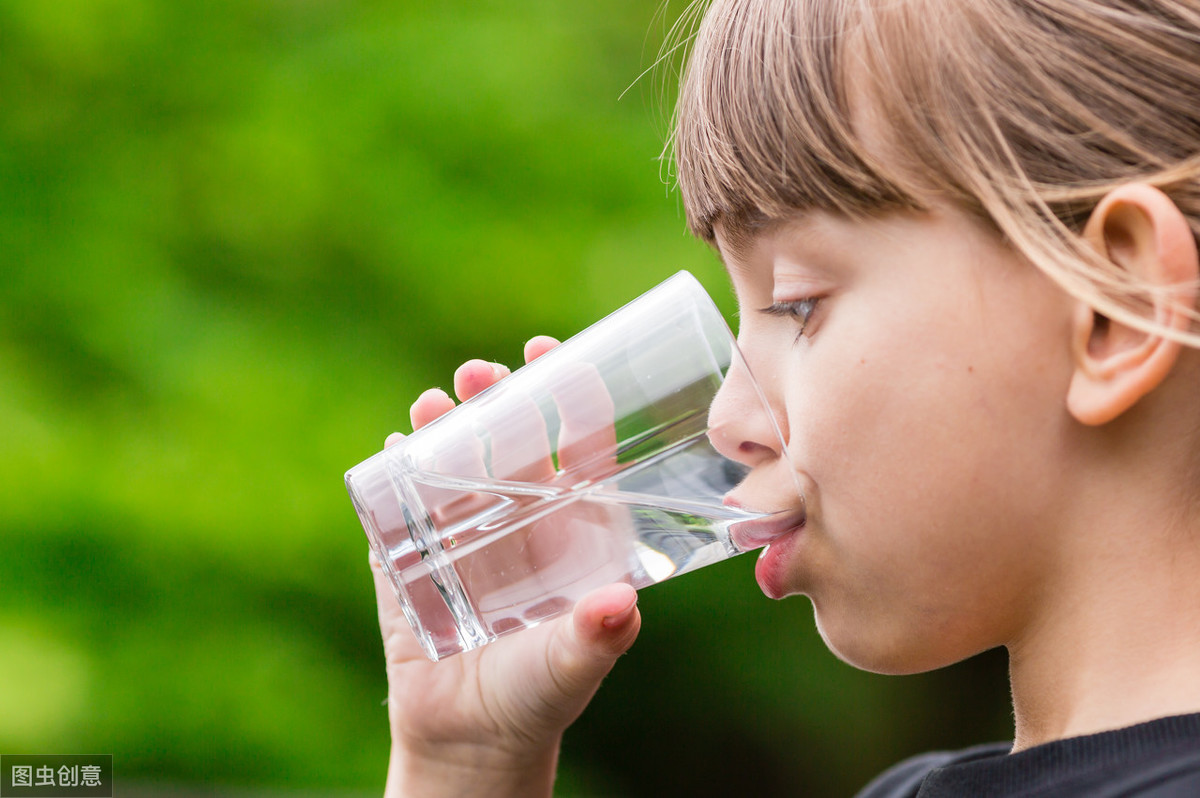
<box><xmin>0</xmin><ymin>1</ymin><xmax>1010</xmax><ymax>795</ymax></box>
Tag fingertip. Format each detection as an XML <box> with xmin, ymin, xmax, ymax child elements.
<box><xmin>543</xmin><ymin>585</ymin><xmax>640</xmax><ymax>698</ymax></box>
<box><xmin>575</xmin><ymin>583</ymin><xmax>640</xmax><ymax>642</ymax></box>
<box><xmin>384</xmin><ymin>431</ymin><xmax>406</xmax><ymax>448</ymax></box>
<box><xmin>454</xmin><ymin>359</ymin><xmax>499</xmax><ymax>401</ymax></box>
<box><xmin>410</xmin><ymin>387</ymin><xmax>454</xmax><ymax>430</ymax></box>
<box><xmin>524</xmin><ymin>335</ymin><xmax>561</xmax><ymax>364</ymax></box>
<box><xmin>605</xmin><ymin>581</ymin><xmax>639</xmax><ymax>611</ymax></box>
<box><xmin>453</xmin><ymin>357</ymin><xmax>489</xmax><ymax>381</ymax></box>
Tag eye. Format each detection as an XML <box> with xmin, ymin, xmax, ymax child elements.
<box><xmin>759</xmin><ymin>298</ymin><xmax>822</xmax><ymax>341</ymax></box>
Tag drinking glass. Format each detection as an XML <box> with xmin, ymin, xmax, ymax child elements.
<box><xmin>346</xmin><ymin>271</ymin><xmax>799</xmax><ymax>660</ymax></box>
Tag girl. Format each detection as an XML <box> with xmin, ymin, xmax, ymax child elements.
<box><xmin>370</xmin><ymin>1</ymin><xmax>1200</xmax><ymax>795</ymax></box>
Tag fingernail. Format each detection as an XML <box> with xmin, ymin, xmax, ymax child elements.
<box><xmin>602</xmin><ymin>602</ymin><xmax>637</xmax><ymax>629</ymax></box>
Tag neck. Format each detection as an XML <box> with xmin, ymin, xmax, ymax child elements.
<box><xmin>1007</xmin><ymin>501</ymin><xmax>1200</xmax><ymax>751</ymax></box>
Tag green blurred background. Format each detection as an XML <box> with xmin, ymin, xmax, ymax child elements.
<box><xmin>0</xmin><ymin>1</ymin><xmax>1012</xmax><ymax>795</ymax></box>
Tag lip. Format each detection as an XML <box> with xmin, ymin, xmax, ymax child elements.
<box><xmin>724</xmin><ymin>496</ymin><xmax>807</xmax><ymax>598</ymax></box>
<box><xmin>754</xmin><ymin>527</ymin><xmax>806</xmax><ymax>599</ymax></box>
<box><xmin>726</xmin><ymin>501</ymin><xmax>806</xmax><ymax>552</ymax></box>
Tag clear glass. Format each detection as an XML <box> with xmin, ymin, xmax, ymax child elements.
<box><xmin>345</xmin><ymin>271</ymin><xmax>799</xmax><ymax>661</ymax></box>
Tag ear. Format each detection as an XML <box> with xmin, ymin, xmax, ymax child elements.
<box><xmin>1067</xmin><ymin>184</ymin><xmax>1199</xmax><ymax>425</ymax></box>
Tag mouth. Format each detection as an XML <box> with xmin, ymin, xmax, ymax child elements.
<box><xmin>727</xmin><ymin>502</ymin><xmax>807</xmax><ymax>553</ymax></box>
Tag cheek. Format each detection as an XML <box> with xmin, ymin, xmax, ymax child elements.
<box><xmin>780</xmin><ymin>356</ymin><xmax>1014</xmax><ymax>668</ymax></box>
<box><xmin>787</xmin><ymin>307</ymin><xmax>1071</xmax><ymax>549</ymax></box>
<box><xmin>783</xmin><ymin>288</ymin><xmax>1071</xmax><ymax>502</ymax></box>
<box><xmin>786</xmin><ymin>349</ymin><xmax>957</xmax><ymax>509</ymax></box>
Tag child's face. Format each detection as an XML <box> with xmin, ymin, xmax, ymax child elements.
<box><xmin>712</xmin><ymin>205</ymin><xmax>1080</xmax><ymax>674</ymax></box>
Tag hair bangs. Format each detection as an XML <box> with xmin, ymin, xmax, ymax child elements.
<box><xmin>670</xmin><ymin>0</ymin><xmax>922</xmax><ymax>242</ymax></box>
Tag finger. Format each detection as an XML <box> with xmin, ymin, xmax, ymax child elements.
<box><xmin>410</xmin><ymin>388</ymin><xmax>456</xmax><ymax>431</ymax></box>
<box><xmin>547</xmin><ymin>362</ymin><xmax>619</xmax><ymax>478</ymax></box>
<box><xmin>524</xmin><ymin>336</ymin><xmax>561</xmax><ymax>364</ymax></box>
<box><xmin>450</xmin><ymin>358</ymin><xmax>554</xmax><ymax>482</ymax></box>
<box><xmin>452</xmin><ymin>387</ymin><xmax>556</xmax><ymax>601</ymax></box>
<box><xmin>454</xmin><ymin>359</ymin><xmax>511</xmax><ymax>402</ymax></box>
<box><xmin>385</xmin><ymin>432</ymin><xmax>406</xmax><ymax>448</ymax></box>
<box><xmin>481</xmin><ymin>583</ymin><xmax>639</xmax><ymax>747</ymax></box>
<box><xmin>368</xmin><ymin>549</ymin><xmax>425</xmax><ymax>665</ymax></box>
<box><xmin>409</xmin><ymin>385</ymin><xmax>489</xmax><ymax>520</ymax></box>
<box><xmin>545</xmin><ymin>583</ymin><xmax>641</xmax><ymax>698</ymax></box>
<box><xmin>481</xmin><ymin>387</ymin><xmax>557</xmax><ymax>482</ymax></box>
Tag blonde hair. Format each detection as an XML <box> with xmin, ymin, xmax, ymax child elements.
<box><xmin>667</xmin><ymin>0</ymin><xmax>1200</xmax><ymax>342</ymax></box>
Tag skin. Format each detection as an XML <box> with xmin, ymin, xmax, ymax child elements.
<box><xmin>374</xmin><ymin>185</ymin><xmax>1200</xmax><ymax>795</ymax></box>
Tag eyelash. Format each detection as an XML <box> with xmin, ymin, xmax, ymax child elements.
<box><xmin>760</xmin><ymin>298</ymin><xmax>821</xmax><ymax>341</ymax></box>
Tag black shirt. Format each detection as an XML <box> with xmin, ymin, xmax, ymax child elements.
<box><xmin>856</xmin><ymin>713</ymin><xmax>1200</xmax><ymax>797</ymax></box>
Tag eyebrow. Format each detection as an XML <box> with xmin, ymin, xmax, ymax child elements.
<box><xmin>713</xmin><ymin>219</ymin><xmax>767</xmax><ymax>275</ymax></box>
<box><xmin>713</xmin><ymin>214</ymin><xmax>799</xmax><ymax>275</ymax></box>
<box><xmin>720</xmin><ymin>211</ymin><xmax>857</xmax><ymax>286</ymax></box>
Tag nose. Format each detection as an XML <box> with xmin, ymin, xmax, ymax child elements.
<box><xmin>707</xmin><ymin>353</ymin><xmax>785</xmax><ymax>468</ymax></box>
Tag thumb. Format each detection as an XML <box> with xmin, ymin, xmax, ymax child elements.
<box><xmin>545</xmin><ymin>583</ymin><xmax>641</xmax><ymax>701</ymax></box>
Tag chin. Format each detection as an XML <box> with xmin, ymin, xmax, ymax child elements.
<box><xmin>813</xmin><ymin>608</ymin><xmax>977</xmax><ymax>676</ymax></box>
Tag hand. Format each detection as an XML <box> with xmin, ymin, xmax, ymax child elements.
<box><xmin>372</xmin><ymin>336</ymin><xmax>642</xmax><ymax>798</ymax></box>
